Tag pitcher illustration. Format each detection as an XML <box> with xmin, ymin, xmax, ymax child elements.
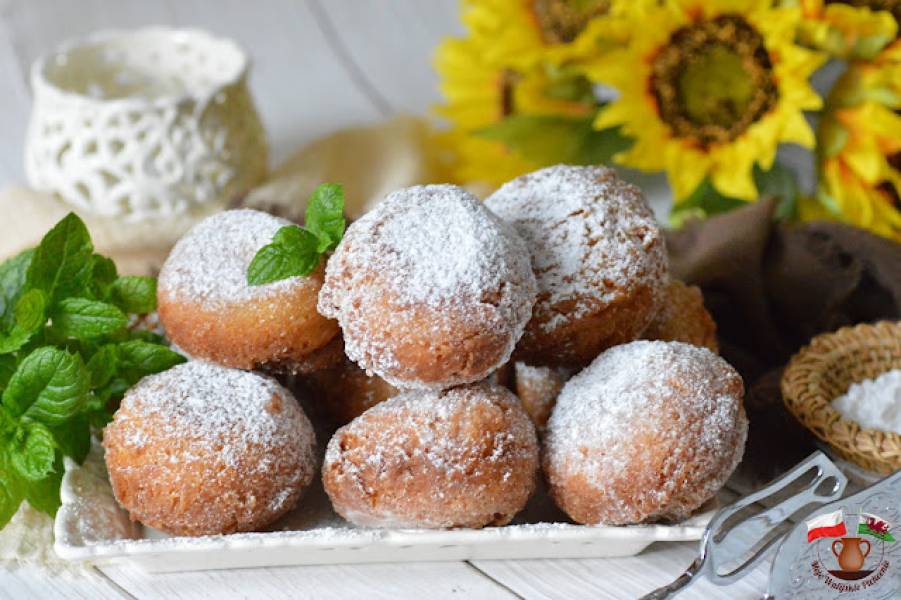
<box><xmin>831</xmin><ymin>537</ymin><xmax>871</xmax><ymax>572</ymax></box>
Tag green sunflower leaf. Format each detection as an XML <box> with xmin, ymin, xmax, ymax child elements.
<box><xmin>475</xmin><ymin>114</ymin><xmax>631</xmax><ymax>167</ymax></box>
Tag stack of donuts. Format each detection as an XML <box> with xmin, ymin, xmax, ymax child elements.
<box><xmin>102</xmin><ymin>165</ymin><xmax>747</xmax><ymax>536</ymax></box>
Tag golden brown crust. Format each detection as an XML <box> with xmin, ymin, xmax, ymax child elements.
<box><xmin>158</xmin><ymin>262</ymin><xmax>339</xmax><ymax>370</ymax></box>
<box><xmin>317</xmin><ymin>185</ymin><xmax>537</xmax><ymax>390</ymax></box>
<box><xmin>542</xmin><ymin>341</ymin><xmax>746</xmax><ymax>525</ymax></box>
<box><xmin>642</xmin><ymin>280</ymin><xmax>718</xmax><ymax>353</ymax></box>
<box><xmin>485</xmin><ymin>166</ymin><xmax>669</xmax><ymax>369</ymax></box>
<box><xmin>339</xmin><ymin>286</ymin><xmax>513</xmax><ymax>388</ymax></box>
<box><xmin>322</xmin><ymin>383</ymin><xmax>539</xmax><ymax>529</ymax></box>
<box><xmin>513</xmin><ymin>283</ymin><xmax>660</xmax><ymax>367</ymax></box>
<box><xmin>103</xmin><ymin>364</ymin><xmax>317</xmax><ymax>536</ymax></box>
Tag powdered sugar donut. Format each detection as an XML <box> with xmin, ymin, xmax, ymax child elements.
<box><xmin>304</xmin><ymin>353</ymin><xmax>399</xmax><ymax>427</ymax></box>
<box><xmin>158</xmin><ymin>209</ymin><xmax>339</xmax><ymax>371</ymax></box>
<box><xmin>512</xmin><ymin>362</ymin><xmax>572</xmax><ymax>429</ymax></box>
<box><xmin>322</xmin><ymin>383</ymin><xmax>539</xmax><ymax>528</ymax></box>
<box><xmin>103</xmin><ymin>361</ymin><xmax>317</xmax><ymax>536</ymax></box>
<box><xmin>543</xmin><ymin>341</ymin><xmax>747</xmax><ymax>525</ymax></box>
<box><xmin>318</xmin><ymin>185</ymin><xmax>536</xmax><ymax>389</ymax></box>
<box><xmin>486</xmin><ymin>165</ymin><xmax>668</xmax><ymax>367</ymax></box>
<box><xmin>642</xmin><ymin>279</ymin><xmax>718</xmax><ymax>352</ymax></box>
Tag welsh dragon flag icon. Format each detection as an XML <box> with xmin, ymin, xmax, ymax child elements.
<box><xmin>858</xmin><ymin>513</ymin><xmax>895</xmax><ymax>542</ymax></box>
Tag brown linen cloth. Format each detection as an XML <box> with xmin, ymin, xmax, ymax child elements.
<box><xmin>666</xmin><ymin>198</ymin><xmax>901</xmax><ymax>484</ymax></box>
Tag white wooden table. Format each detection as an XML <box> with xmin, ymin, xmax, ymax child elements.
<box><xmin>0</xmin><ymin>1</ymin><xmax>772</xmax><ymax>597</ymax></box>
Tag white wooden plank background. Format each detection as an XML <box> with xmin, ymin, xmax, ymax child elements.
<box><xmin>0</xmin><ymin>1</ymin><xmax>772</xmax><ymax>597</ymax></box>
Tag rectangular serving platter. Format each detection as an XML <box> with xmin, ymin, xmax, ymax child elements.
<box><xmin>54</xmin><ymin>442</ymin><xmax>715</xmax><ymax>573</ymax></box>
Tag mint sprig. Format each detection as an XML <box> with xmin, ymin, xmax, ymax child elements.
<box><xmin>246</xmin><ymin>183</ymin><xmax>346</xmax><ymax>286</ymax></box>
<box><xmin>0</xmin><ymin>212</ymin><xmax>186</xmax><ymax>528</ymax></box>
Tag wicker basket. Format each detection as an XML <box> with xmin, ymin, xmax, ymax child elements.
<box><xmin>782</xmin><ymin>321</ymin><xmax>901</xmax><ymax>474</ymax></box>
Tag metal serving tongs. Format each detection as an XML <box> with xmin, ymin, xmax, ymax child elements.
<box><xmin>640</xmin><ymin>452</ymin><xmax>847</xmax><ymax>599</ymax></box>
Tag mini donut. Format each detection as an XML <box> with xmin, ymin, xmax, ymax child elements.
<box><xmin>322</xmin><ymin>383</ymin><xmax>539</xmax><ymax>528</ymax></box>
<box><xmin>512</xmin><ymin>362</ymin><xmax>572</xmax><ymax>429</ymax></box>
<box><xmin>318</xmin><ymin>184</ymin><xmax>536</xmax><ymax>389</ymax></box>
<box><xmin>103</xmin><ymin>361</ymin><xmax>317</xmax><ymax>536</ymax></box>
<box><xmin>266</xmin><ymin>332</ymin><xmax>346</xmax><ymax>377</ymax></box>
<box><xmin>304</xmin><ymin>355</ymin><xmax>399</xmax><ymax>427</ymax></box>
<box><xmin>157</xmin><ymin>209</ymin><xmax>339</xmax><ymax>370</ymax></box>
<box><xmin>642</xmin><ymin>280</ymin><xmax>718</xmax><ymax>352</ymax></box>
<box><xmin>543</xmin><ymin>341</ymin><xmax>747</xmax><ymax>525</ymax></box>
<box><xmin>486</xmin><ymin>165</ymin><xmax>668</xmax><ymax>367</ymax></box>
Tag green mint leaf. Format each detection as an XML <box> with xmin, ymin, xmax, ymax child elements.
<box><xmin>89</xmin><ymin>254</ymin><xmax>118</xmax><ymax>300</ymax></box>
<box><xmin>49</xmin><ymin>414</ymin><xmax>90</xmax><ymax>464</ymax></box>
<box><xmin>0</xmin><ymin>355</ymin><xmax>15</xmax><ymax>392</ymax></box>
<box><xmin>93</xmin><ymin>378</ymin><xmax>129</xmax><ymax>408</ymax></box>
<box><xmin>22</xmin><ymin>455</ymin><xmax>62</xmax><ymax>518</ymax></box>
<box><xmin>0</xmin><ymin>289</ymin><xmax>50</xmax><ymax>355</ymax></box>
<box><xmin>2</xmin><ymin>347</ymin><xmax>89</xmax><ymax>426</ymax></box>
<box><xmin>0</xmin><ymin>455</ymin><xmax>25</xmax><ymax>528</ymax></box>
<box><xmin>476</xmin><ymin>115</ymin><xmax>631</xmax><ymax>167</ymax></box>
<box><xmin>246</xmin><ymin>227</ymin><xmax>320</xmax><ymax>286</ymax></box>
<box><xmin>126</xmin><ymin>329</ymin><xmax>165</xmax><ymax>345</ymax></box>
<box><xmin>0</xmin><ymin>328</ymin><xmax>35</xmax><ymax>355</ymax></box>
<box><xmin>116</xmin><ymin>340</ymin><xmax>186</xmax><ymax>384</ymax></box>
<box><xmin>246</xmin><ymin>184</ymin><xmax>347</xmax><ymax>286</ymax></box>
<box><xmin>52</xmin><ymin>298</ymin><xmax>128</xmax><ymax>340</ymax></box>
<box><xmin>0</xmin><ymin>248</ymin><xmax>34</xmax><ymax>331</ymax></box>
<box><xmin>109</xmin><ymin>276</ymin><xmax>157</xmax><ymax>314</ymax></box>
<box><xmin>9</xmin><ymin>422</ymin><xmax>56</xmax><ymax>482</ymax></box>
<box><xmin>0</xmin><ymin>406</ymin><xmax>14</xmax><ymax>436</ymax></box>
<box><xmin>14</xmin><ymin>288</ymin><xmax>48</xmax><ymax>334</ymax></box>
<box><xmin>305</xmin><ymin>183</ymin><xmax>345</xmax><ymax>253</ymax></box>
<box><xmin>86</xmin><ymin>344</ymin><xmax>118</xmax><ymax>388</ymax></box>
<box><xmin>26</xmin><ymin>213</ymin><xmax>94</xmax><ymax>304</ymax></box>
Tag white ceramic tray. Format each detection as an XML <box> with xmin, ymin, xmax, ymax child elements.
<box><xmin>54</xmin><ymin>443</ymin><xmax>716</xmax><ymax>573</ymax></box>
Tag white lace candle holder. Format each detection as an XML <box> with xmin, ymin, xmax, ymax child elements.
<box><xmin>25</xmin><ymin>27</ymin><xmax>268</xmax><ymax>222</ymax></box>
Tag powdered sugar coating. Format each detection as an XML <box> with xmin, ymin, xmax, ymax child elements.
<box><xmin>543</xmin><ymin>340</ymin><xmax>747</xmax><ymax>525</ymax></box>
<box><xmin>486</xmin><ymin>165</ymin><xmax>667</xmax><ymax>360</ymax></box>
<box><xmin>103</xmin><ymin>361</ymin><xmax>318</xmax><ymax>535</ymax></box>
<box><xmin>318</xmin><ymin>184</ymin><xmax>537</xmax><ymax>389</ymax></box>
<box><xmin>158</xmin><ymin>209</ymin><xmax>316</xmax><ymax>309</ymax></box>
<box><xmin>322</xmin><ymin>383</ymin><xmax>539</xmax><ymax>528</ymax></box>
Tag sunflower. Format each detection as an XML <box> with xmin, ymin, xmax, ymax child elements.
<box><xmin>788</xmin><ymin>0</ymin><xmax>898</xmax><ymax>60</ymax></box>
<box><xmin>813</xmin><ymin>40</ymin><xmax>901</xmax><ymax>239</ymax></box>
<box><xmin>434</xmin><ymin>37</ymin><xmax>537</xmax><ymax>185</ymax></box>
<box><xmin>434</xmin><ymin>0</ymin><xmax>629</xmax><ymax>186</ymax></box>
<box><xmin>459</xmin><ymin>0</ymin><xmax>614</xmax><ymax>69</ymax></box>
<box><xmin>585</xmin><ymin>0</ymin><xmax>825</xmax><ymax>203</ymax></box>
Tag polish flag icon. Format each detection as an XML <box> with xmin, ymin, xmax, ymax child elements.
<box><xmin>807</xmin><ymin>510</ymin><xmax>847</xmax><ymax>543</ymax></box>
